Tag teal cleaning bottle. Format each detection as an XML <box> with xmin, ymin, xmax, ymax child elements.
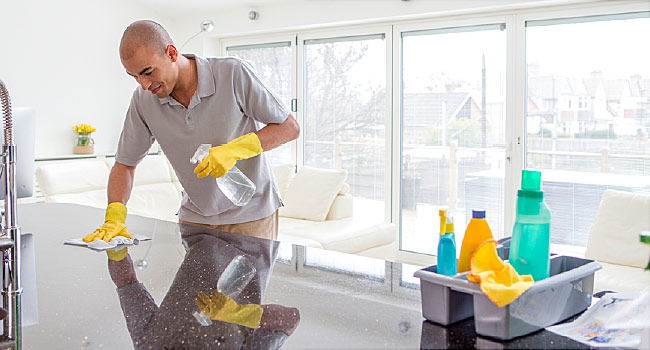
<box><xmin>437</xmin><ymin>221</ymin><xmax>457</xmax><ymax>276</ymax></box>
<box><xmin>509</xmin><ymin>170</ymin><xmax>552</xmax><ymax>281</ymax></box>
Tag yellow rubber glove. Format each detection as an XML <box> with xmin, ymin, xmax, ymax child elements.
<box><xmin>195</xmin><ymin>290</ymin><xmax>263</xmax><ymax>329</ymax></box>
<box><xmin>83</xmin><ymin>202</ymin><xmax>132</xmax><ymax>243</ymax></box>
<box><xmin>468</xmin><ymin>239</ymin><xmax>534</xmax><ymax>308</ymax></box>
<box><xmin>106</xmin><ymin>247</ymin><xmax>128</xmax><ymax>261</ymax></box>
<box><xmin>193</xmin><ymin>133</ymin><xmax>263</xmax><ymax>179</ymax></box>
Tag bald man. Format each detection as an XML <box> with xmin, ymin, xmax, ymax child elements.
<box><xmin>83</xmin><ymin>20</ymin><xmax>299</xmax><ymax>244</ymax></box>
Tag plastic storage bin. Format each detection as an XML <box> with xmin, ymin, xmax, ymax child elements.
<box><xmin>414</xmin><ymin>255</ymin><xmax>601</xmax><ymax>339</ymax></box>
<box><xmin>415</xmin><ymin>238</ymin><xmax>510</xmax><ymax>326</ymax></box>
<box><xmin>416</xmin><ymin>265</ymin><xmax>474</xmax><ymax>325</ymax></box>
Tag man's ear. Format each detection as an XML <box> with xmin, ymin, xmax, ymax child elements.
<box><xmin>166</xmin><ymin>45</ymin><xmax>178</xmax><ymax>62</ymax></box>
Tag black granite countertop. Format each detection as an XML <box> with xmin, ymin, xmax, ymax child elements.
<box><xmin>17</xmin><ymin>203</ymin><xmax>597</xmax><ymax>349</ymax></box>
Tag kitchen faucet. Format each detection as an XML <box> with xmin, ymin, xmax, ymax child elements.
<box><xmin>0</xmin><ymin>79</ymin><xmax>22</xmax><ymax>348</ymax></box>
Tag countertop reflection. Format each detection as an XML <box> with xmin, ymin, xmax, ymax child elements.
<box><xmin>18</xmin><ymin>203</ymin><xmax>591</xmax><ymax>349</ymax></box>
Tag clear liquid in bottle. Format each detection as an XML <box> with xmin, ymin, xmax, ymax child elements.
<box><xmin>190</xmin><ymin>144</ymin><xmax>256</xmax><ymax>206</ymax></box>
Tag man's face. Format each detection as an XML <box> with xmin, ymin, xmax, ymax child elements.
<box><xmin>122</xmin><ymin>46</ymin><xmax>177</xmax><ymax>98</ymax></box>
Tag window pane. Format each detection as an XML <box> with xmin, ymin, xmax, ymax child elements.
<box><xmin>401</xmin><ymin>25</ymin><xmax>507</xmax><ymax>255</ymax></box>
<box><xmin>526</xmin><ymin>14</ymin><xmax>650</xmax><ymax>247</ymax></box>
<box><xmin>303</xmin><ymin>36</ymin><xmax>387</xmax><ymax>223</ymax></box>
<box><xmin>400</xmin><ymin>263</ymin><xmax>421</xmax><ymax>288</ymax></box>
<box><xmin>227</xmin><ymin>43</ymin><xmax>293</xmax><ymax>166</ymax></box>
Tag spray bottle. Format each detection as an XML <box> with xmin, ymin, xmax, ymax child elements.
<box><xmin>190</xmin><ymin>144</ymin><xmax>256</xmax><ymax>206</ymax></box>
<box><xmin>509</xmin><ymin>170</ymin><xmax>552</xmax><ymax>281</ymax></box>
<box><xmin>437</xmin><ymin>210</ymin><xmax>457</xmax><ymax>276</ymax></box>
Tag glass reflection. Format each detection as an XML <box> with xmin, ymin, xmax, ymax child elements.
<box><xmin>106</xmin><ymin>223</ymin><xmax>300</xmax><ymax>349</ymax></box>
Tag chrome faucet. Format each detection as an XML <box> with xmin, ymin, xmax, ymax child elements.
<box><xmin>0</xmin><ymin>79</ymin><xmax>22</xmax><ymax>348</ymax></box>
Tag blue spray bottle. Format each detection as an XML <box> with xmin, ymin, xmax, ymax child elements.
<box><xmin>437</xmin><ymin>210</ymin><xmax>457</xmax><ymax>276</ymax></box>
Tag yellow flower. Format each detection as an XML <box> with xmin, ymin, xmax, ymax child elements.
<box><xmin>73</xmin><ymin>123</ymin><xmax>97</xmax><ymax>135</ymax></box>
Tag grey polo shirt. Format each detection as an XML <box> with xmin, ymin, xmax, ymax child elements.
<box><xmin>116</xmin><ymin>55</ymin><xmax>288</xmax><ymax>225</ymax></box>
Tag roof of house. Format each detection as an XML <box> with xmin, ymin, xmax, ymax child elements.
<box><xmin>402</xmin><ymin>92</ymin><xmax>473</xmax><ymax>126</ymax></box>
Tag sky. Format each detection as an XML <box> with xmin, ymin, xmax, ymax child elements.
<box><xmin>329</xmin><ymin>16</ymin><xmax>649</xmax><ymax>95</ymax></box>
<box><xmin>526</xmin><ymin>17</ymin><xmax>650</xmax><ymax>79</ymax></box>
<box><xmin>402</xmin><ymin>28</ymin><xmax>507</xmax><ymax>96</ymax></box>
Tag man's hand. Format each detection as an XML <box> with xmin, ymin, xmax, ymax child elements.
<box><xmin>83</xmin><ymin>202</ymin><xmax>132</xmax><ymax>243</ymax></box>
<box><xmin>193</xmin><ymin>133</ymin><xmax>262</xmax><ymax>179</ymax></box>
<box><xmin>194</xmin><ymin>290</ymin><xmax>263</xmax><ymax>328</ymax></box>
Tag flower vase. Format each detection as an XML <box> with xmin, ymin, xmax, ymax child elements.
<box><xmin>74</xmin><ymin>133</ymin><xmax>95</xmax><ymax>154</ymax></box>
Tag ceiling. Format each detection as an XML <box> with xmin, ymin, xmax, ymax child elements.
<box><xmin>134</xmin><ymin>0</ymin><xmax>298</xmax><ymax>17</ymax></box>
<box><xmin>135</xmin><ymin>0</ymin><xmax>545</xmax><ymax>18</ymax></box>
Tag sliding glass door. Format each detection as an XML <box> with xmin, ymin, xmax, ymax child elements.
<box><xmin>399</xmin><ymin>24</ymin><xmax>508</xmax><ymax>255</ymax></box>
<box><xmin>301</xmin><ymin>33</ymin><xmax>389</xmax><ymax>224</ymax></box>
<box><xmin>526</xmin><ymin>12</ymin><xmax>650</xmax><ymax>247</ymax></box>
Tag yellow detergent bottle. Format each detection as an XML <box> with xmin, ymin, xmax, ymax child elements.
<box><xmin>457</xmin><ymin>209</ymin><xmax>494</xmax><ymax>273</ymax></box>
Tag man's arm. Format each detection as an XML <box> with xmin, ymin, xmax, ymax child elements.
<box><xmin>82</xmin><ymin>161</ymin><xmax>135</xmax><ymax>243</ymax></box>
<box><xmin>254</xmin><ymin>113</ymin><xmax>300</xmax><ymax>152</ymax></box>
<box><xmin>108</xmin><ymin>162</ymin><xmax>136</xmax><ymax>205</ymax></box>
<box><xmin>109</xmin><ymin>254</ymin><xmax>158</xmax><ymax>347</ymax></box>
<box><xmin>108</xmin><ymin>253</ymin><xmax>139</xmax><ymax>288</ymax></box>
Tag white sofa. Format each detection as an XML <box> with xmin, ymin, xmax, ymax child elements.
<box><xmin>584</xmin><ymin>189</ymin><xmax>650</xmax><ymax>293</ymax></box>
<box><xmin>34</xmin><ymin>155</ymin><xmax>396</xmax><ymax>256</ymax></box>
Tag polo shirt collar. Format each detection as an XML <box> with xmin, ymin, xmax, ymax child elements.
<box><xmin>158</xmin><ymin>54</ymin><xmax>216</xmax><ymax>105</ymax></box>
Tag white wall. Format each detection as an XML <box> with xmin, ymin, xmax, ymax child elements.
<box><xmin>0</xmin><ymin>0</ymin><xmax>175</xmax><ymax>157</ymax></box>
<box><xmin>171</xmin><ymin>0</ymin><xmax>602</xmax><ymax>55</ymax></box>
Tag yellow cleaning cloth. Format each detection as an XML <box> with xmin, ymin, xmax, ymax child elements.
<box><xmin>195</xmin><ymin>290</ymin><xmax>263</xmax><ymax>329</ymax></box>
<box><xmin>468</xmin><ymin>239</ymin><xmax>534</xmax><ymax>308</ymax></box>
<box><xmin>194</xmin><ymin>132</ymin><xmax>263</xmax><ymax>179</ymax></box>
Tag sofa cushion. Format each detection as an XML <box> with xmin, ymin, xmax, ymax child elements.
<box><xmin>166</xmin><ymin>157</ymin><xmax>180</xmax><ymax>183</ymax></box>
<box><xmin>278</xmin><ymin>217</ymin><xmax>395</xmax><ymax>254</ymax></box>
<box><xmin>45</xmin><ymin>184</ymin><xmax>181</xmax><ymax>222</ymax></box>
<box><xmin>279</xmin><ymin>166</ymin><xmax>347</xmax><ymax>221</ymax></box>
<box><xmin>326</xmin><ymin>194</ymin><xmax>353</xmax><ymax>220</ymax></box>
<box><xmin>46</xmin><ymin>189</ymin><xmax>107</xmax><ymax>209</ymax></box>
<box><xmin>272</xmin><ymin>163</ymin><xmax>295</xmax><ymax>200</ymax></box>
<box><xmin>132</xmin><ymin>155</ymin><xmax>173</xmax><ymax>185</ymax></box>
<box><xmin>275</xmin><ymin>232</ymin><xmax>323</xmax><ymax>249</ymax></box>
<box><xmin>105</xmin><ymin>155</ymin><xmax>173</xmax><ymax>186</ymax></box>
<box><xmin>128</xmin><ymin>183</ymin><xmax>182</xmax><ymax>222</ymax></box>
<box><xmin>585</xmin><ymin>189</ymin><xmax>650</xmax><ymax>268</ymax></box>
<box><xmin>173</xmin><ymin>182</ymin><xmax>184</xmax><ymax>195</ymax></box>
<box><xmin>593</xmin><ymin>261</ymin><xmax>650</xmax><ymax>293</ymax></box>
<box><xmin>339</xmin><ymin>183</ymin><xmax>351</xmax><ymax>195</ymax></box>
<box><xmin>36</xmin><ymin>160</ymin><xmax>109</xmax><ymax>196</ymax></box>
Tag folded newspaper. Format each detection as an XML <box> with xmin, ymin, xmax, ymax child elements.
<box><xmin>547</xmin><ymin>292</ymin><xmax>650</xmax><ymax>349</ymax></box>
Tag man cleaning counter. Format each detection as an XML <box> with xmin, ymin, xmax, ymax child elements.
<box><xmin>83</xmin><ymin>20</ymin><xmax>299</xmax><ymax>245</ymax></box>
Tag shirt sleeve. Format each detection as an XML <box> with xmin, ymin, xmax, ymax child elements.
<box><xmin>233</xmin><ymin>59</ymin><xmax>290</xmax><ymax>126</ymax></box>
<box><xmin>116</xmin><ymin>282</ymin><xmax>158</xmax><ymax>347</ymax></box>
<box><xmin>115</xmin><ymin>91</ymin><xmax>155</xmax><ymax>166</ymax></box>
